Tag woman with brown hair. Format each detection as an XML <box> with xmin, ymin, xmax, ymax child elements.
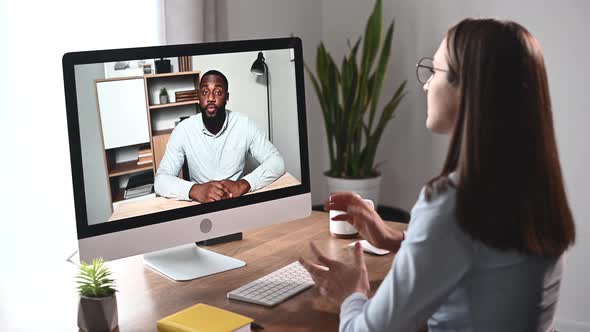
<box><xmin>300</xmin><ymin>18</ymin><xmax>576</xmax><ymax>331</ymax></box>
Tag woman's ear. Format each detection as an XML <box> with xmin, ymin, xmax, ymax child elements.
<box><xmin>446</xmin><ymin>69</ymin><xmax>458</xmax><ymax>85</ymax></box>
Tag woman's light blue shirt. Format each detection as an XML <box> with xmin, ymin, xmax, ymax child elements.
<box><xmin>340</xmin><ymin>174</ymin><xmax>563</xmax><ymax>332</ymax></box>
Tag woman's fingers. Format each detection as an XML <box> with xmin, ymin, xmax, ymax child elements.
<box><xmin>310</xmin><ymin>243</ymin><xmax>338</xmax><ymax>267</ymax></box>
<box><xmin>326</xmin><ymin>192</ymin><xmax>361</xmax><ymax>211</ymax></box>
<box><xmin>332</xmin><ymin>205</ymin><xmax>367</xmax><ymax>222</ymax></box>
<box><xmin>353</xmin><ymin>241</ymin><xmax>365</xmax><ymax>265</ymax></box>
<box><xmin>330</xmin><ymin>213</ymin><xmax>351</xmax><ymax>222</ymax></box>
<box><xmin>299</xmin><ymin>258</ymin><xmax>329</xmax><ymax>286</ymax></box>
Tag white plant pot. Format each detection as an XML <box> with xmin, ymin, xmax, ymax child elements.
<box><xmin>324</xmin><ymin>174</ymin><xmax>382</xmax><ymax>205</ymax></box>
<box><xmin>78</xmin><ymin>294</ymin><xmax>118</xmax><ymax>332</ymax></box>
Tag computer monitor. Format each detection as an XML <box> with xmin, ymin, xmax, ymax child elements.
<box><xmin>62</xmin><ymin>37</ymin><xmax>311</xmax><ymax>281</ymax></box>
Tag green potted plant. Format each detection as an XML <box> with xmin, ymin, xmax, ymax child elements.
<box><xmin>159</xmin><ymin>87</ymin><xmax>169</xmax><ymax>104</ymax></box>
<box><xmin>76</xmin><ymin>258</ymin><xmax>118</xmax><ymax>332</ymax></box>
<box><xmin>306</xmin><ymin>0</ymin><xmax>406</xmax><ymax>204</ymax></box>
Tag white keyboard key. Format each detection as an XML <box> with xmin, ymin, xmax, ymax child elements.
<box><xmin>227</xmin><ymin>261</ymin><xmax>315</xmax><ymax>307</ymax></box>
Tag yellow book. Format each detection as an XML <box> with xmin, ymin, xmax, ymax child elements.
<box><xmin>157</xmin><ymin>303</ymin><xmax>253</xmax><ymax>332</ymax></box>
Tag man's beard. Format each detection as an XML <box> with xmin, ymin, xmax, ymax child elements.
<box><xmin>201</xmin><ymin>104</ymin><xmax>226</xmax><ymax>133</ymax></box>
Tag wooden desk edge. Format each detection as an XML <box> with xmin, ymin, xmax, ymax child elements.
<box><xmin>109</xmin><ymin>172</ymin><xmax>300</xmax><ymax>221</ymax></box>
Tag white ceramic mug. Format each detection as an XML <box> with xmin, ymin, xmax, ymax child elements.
<box><xmin>330</xmin><ymin>199</ymin><xmax>374</xmax><ymax>238</ymax></box>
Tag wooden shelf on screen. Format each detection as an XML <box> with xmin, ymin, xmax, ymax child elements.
<box><xmin>109</xmin><ymin>160</ymin><xmax>153</xmax><ymax>177</ymax></box>
<box><xmin>153</xmin><ymin>128</ymin><xmax>174</xmax><ymax>137</ymax></box>
<box><xmin>144</xmin><ymin>70</ymin><xmax>201</xmax><ymax>79</ymax></box>
<box><xmin>149</xmin><ymin>100</ymin><xmax>199</xmax><ymax>110</ymax></box>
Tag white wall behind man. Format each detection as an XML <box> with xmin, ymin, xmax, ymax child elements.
<box><xmin>191</xmin><ymin>52</ymin><xmax>269</xmax><ymax>135</ymax></box>
<box><xmin>320</xmin><ymin>0</ymin><xmax>590</xmax><ymax>330</ymax></box>
<box><xmin>265</xmin><ymin>49</ymin><xmax>302</xmax><ymax>181</ymax></box>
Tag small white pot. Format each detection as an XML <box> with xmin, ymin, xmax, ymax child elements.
<box><xmin>78</xmin><ymin>294</ymin><xmax>118</xmax><ymax>332</ymax></box>
<box><xmin>324</xmin><ymin>173</ymin><xmax>382</xmax><ymax>205</ymax></box>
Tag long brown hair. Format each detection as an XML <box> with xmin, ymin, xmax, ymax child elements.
<box><xmin>426</xmin><ymin>18</ymin><xmax>575</xmax><ymax>256</ymax></box>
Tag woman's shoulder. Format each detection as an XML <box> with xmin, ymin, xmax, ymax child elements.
<box><xmin>407</xmin><ymin>173</ymin><xmax>464</xmax><ymax>240</ymax></box>
<box><xmin>413</xmin><ymin>173</ymin><xmax>458</xmax><ymax>216</ymax></box>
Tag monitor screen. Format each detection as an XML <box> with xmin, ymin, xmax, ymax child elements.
<box><xmin>63</xmin><ymin>38</ymin><xmax>310</xmax><ymax>264</ymax></box>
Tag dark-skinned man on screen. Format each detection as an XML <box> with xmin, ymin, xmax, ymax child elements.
<box><xmin>154</xmin><ymin>70</ymin><xmax>285</xmax><ymax>203</ymax></box>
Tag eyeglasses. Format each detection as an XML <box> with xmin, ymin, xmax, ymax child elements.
<box><xmin>416</xmin><ymin>57</ymin><xmax>448</xmax><ymax>84</ymax></box>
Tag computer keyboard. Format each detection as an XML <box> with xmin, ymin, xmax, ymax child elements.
<box><xmin>227</xmin><ymin>261</ymin><xmax>315</xmax><ymax>307</ymax></box>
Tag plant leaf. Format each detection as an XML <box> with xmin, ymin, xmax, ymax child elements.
<box><xmin>360</xmin><ymin>0</ymin><xmax>383</xmax><ymax>76</ymax></box>
<box><xmin>368</xmin><ymin>21</ymin><xmax>394</xmax><ymax>133</ymax></box>
<box><xmin>307</xmin><ymin>0</ymin><xmax>406</xmax><ymax>177</ymax></box>
<box><xmin>75</xmin><ymin>257</ymin><xmax>117</xmax><ymax>298</ymax></box>
<box><xmin>305</xmin><ymin>62</ymin><xmax>335</xmax><ymax>168</ymax></box>
<box><xmin>363</xmin><ymin>80</ymin><xmax>407</xmax><ymax>173</ymax></box>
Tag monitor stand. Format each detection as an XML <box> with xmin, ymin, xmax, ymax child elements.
<box><xmin>143</xmin><ymin>243</ymin><xmax>246</xmax><ymax>281</ymax></box>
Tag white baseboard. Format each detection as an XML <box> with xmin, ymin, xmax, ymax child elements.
<box><xmin>555</xmin><ymin>319</ymin><xmax>590</xmax><ymax>332</ymax></box>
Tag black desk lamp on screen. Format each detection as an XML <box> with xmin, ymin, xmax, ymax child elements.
<box><xmin>251</xmin><ymin>51</ymin><xmax>272</xmax><ymax>142</ymax></box>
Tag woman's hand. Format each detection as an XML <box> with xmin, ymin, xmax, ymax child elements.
<box><xmin>326</xmin><ymin>192</ymin><xmax>404</xmax><ymax>252</ymax></box>
<box><xmin>299</xmin><ymin>242</ymin><xmax>369</xmax><ymax>305</ymax></box>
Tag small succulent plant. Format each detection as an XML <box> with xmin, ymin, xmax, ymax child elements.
<box><xmin>76</xmin><ymin>258</ymin><xmax>117</xmax><ymax>298</ymax></box>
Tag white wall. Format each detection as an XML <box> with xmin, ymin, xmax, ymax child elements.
<box><xmin>0</xmin><ymin>1</ymin><xmax>164</xmax><ymax>329</ymax></box>
<box><xmin>265</xmin><ymin>49</ymin><xmax>301</xmax><ymax>181</ymax></box>
<box><xmin>191</xmin><ymin>52</ymin><xmax>269</xmax><ymax>135</ymax></box>
<box><xmin>320</xmin><ymin>0</ymin><xmax>590</xmax><ymax>329</ymax></box>
<box><xmin>0</xmin><ymin>0</ymin><xmax>164</xmax><ymax>252</ymax></box>
<box><xmin>163</xmin><ymin>0</ymin><xmax>216</xmax><ymax>44</ymax></box>
<box><xmin>163</xmin><ymin>0</ymin><xmax>202</xmax><ymax>43</ymax></box>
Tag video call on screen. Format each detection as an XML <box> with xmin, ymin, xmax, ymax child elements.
<box><xmin>74</xmin><ymin>49</ymin><xmax>302</xmax><ymax>225</ymax></box>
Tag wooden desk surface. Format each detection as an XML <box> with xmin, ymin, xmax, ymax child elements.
<box><xmin>107</xmin><ymin>211</ymin><xmax>407</xmax><ymax>331</ymax></box>
<box><xmin>110</xmin><ymin>172</ymin><xmax>301</xmax><ymax>221</ymax></box>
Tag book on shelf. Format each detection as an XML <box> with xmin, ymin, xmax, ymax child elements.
<box><xmin>124</xmin><ymin>184</ymin><xmax>153</xmax><ymax>199</ymax></box>
<box><xmin>113</xmin><ymin>192</ymin><xmax>155</xmax><ymax>209</ymax></box>
<box><xmin>175</xmin><ymin>97</ymin><xmax>198</xmax><ymax>103</ymax></box>
<box><xmin>137</xmin><ymin>156</ymin><xmax>153</xmax><ymax>165</ymax></box>
<box><xmin>157</xmin><ymin>303</ymin><xmax>253</xmax><ymax>332</ymax></box>
<box><xmin>138</xmin><ymin>148</ymin><xmax>153</xmax><ymax>158</ymax></box>
<box><xmin>124</xmin><ymin>171</ymin><xmax>154</xmax><ymax>199</ymax></box>
<box><xmin>178</xmin><ymin>56</ymin><xmax>192</xmax><ymax>72</ymax></box>
<box><xmin>175</xmin><ymin>90</ymin><xmax>198</xmax><ymax>103</ymax></box>
<box><xmin>127</xmin><ymin>171</ymin><xmax>152</xmax><ymax>187</ymax></box>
